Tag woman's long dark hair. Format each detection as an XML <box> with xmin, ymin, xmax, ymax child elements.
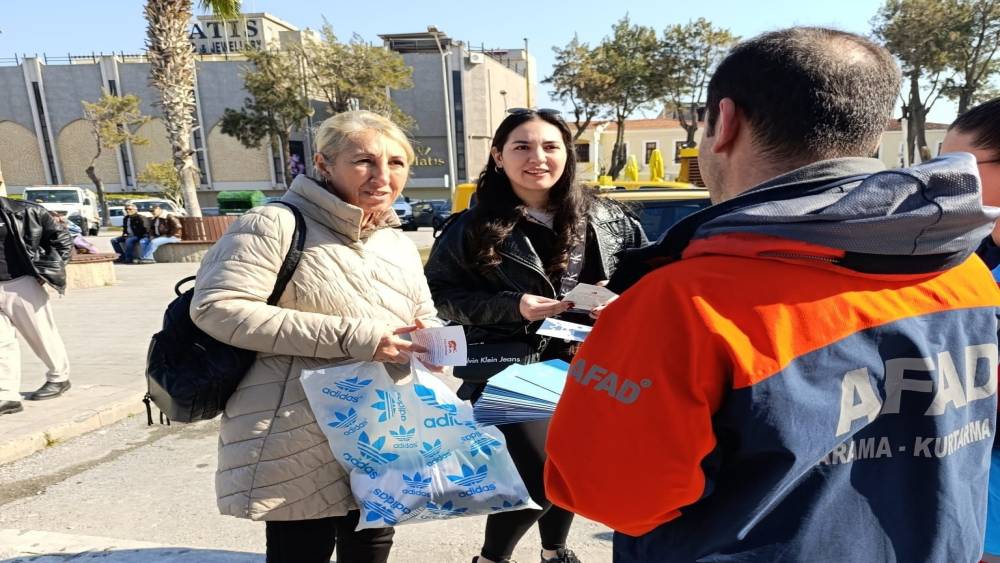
<box><xmin>467</xmin><ymin>110</ymin><xmax>592</xmax><ymax>278</ymax></box>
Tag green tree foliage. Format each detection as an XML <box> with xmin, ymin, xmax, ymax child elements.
<box><xmin>661</xmin><ymin>19</ymin><xmax>738</xmax><ymax>148</ymax></box>
<box><xmin>544</xmin><ymin>35</ymin><xmax>610</xmax><ymax>141</ymax></box>
<box><xmin>220</xmin><ymin>48</ymin><xmax>313</xmax><ymax>187</ymax></box>
<box><xmin>137</xmin><ymin>161</ymin><xmax>183</xmax><ymax>208</ymax></box>
<box><xmin>592</xmin><ymin>16</ymin><xmax>672</xmax><ymax>179</ymax></box>
<box><xmin>81</xmin><ymin>91</ymin><xmax>149</xmax><ymax>225</ymax></box>
<box><xmin>296</xmin><ymin>24</ymin><xmax>414</xmax><ymax>128</ymax></box>
<box><xmin>946</xmin><ymin>0</ymin><xmax>1000</xmax><ymax>113</ymax></box>
<box><xmin>875</xmin><ymin>0</ymin><xmax>1000</xmax><ymax>162</ymax></box>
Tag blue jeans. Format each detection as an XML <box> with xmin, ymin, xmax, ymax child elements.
<box><xmin>111</xmin><ymin>235</ymin><xmax>142</xmax><ymax>262</ymax></box>
<box><xmin>140</xmin><ymin>236</ymin><xmax>180</xmax><ymax>261</ymax></box>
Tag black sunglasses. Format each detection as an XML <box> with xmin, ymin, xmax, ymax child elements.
<box><xmin>507</xmin><ymin>107</ymin><xmax>562</xmax><ymax>117</ymax></box>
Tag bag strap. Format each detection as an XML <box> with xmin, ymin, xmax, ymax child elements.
<box><xmin>266</xmin><ymin>201</ymin><xmax>307</xmax><ymax>306</ymax></box>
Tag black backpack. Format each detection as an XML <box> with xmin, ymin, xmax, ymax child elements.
<box><xmin>143</xmin><ymin>201</ymin><xmax>306</xmax><ymax>424</ymax></box>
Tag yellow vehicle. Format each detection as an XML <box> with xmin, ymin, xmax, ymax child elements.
<box><xmin>601</xmin><ymin>187</ymin><xmax>711</xmax><ymax>240</ymax></box>
<box><xmin>447</xmin><ymin>183</ymin><xmax>710</xmax><ymax>241</ymax></box>
<box><xmin>453</xmin><ymin>182</ymin><xmax>477</xmax><ymax>214</ymax></box>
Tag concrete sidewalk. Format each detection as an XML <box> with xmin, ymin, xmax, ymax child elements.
<box><xmin>0</xmin><ymin>229</ymin><xmax>437</xmax><ymax>465</ymax></box>
<box><xmin>0</xmin><ymin>529</ymin><xmax>260</xmax><ymax>562</ymax></box>
<box><xmin>0</xmin><ymin>256</ymin><xmax>199</xmax><ymax>465</ymax></box>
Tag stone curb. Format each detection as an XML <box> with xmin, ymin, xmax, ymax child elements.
<box><xmin>0</xmin><ymin>392</ymin><xmax>148</xmax><ymax>466</ymax></box>
<box><xmin>0</xmin><ymin>528</ymin><xmax>260</xmax><ymax>562</ymax></box>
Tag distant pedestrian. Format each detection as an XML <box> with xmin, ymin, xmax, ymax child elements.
<box><xmin>138</xmin><ymin>204</ymin><xmax>182</xmax><ymax>263</ymax></box>
<box><xmin>0</xmin><ymin>196</ymin><xmax>74</xmax><ymax>416</ymax></box>
<box><xmin>110</xmin><ymin>203</ymin><xmax>148</xmax><ymax>264</ymax></box>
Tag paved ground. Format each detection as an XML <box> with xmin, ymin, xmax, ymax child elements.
<box><xmin>0</xmin><ymin>229</ymin><xmax>613</xmax><ymax>562</ymax></box>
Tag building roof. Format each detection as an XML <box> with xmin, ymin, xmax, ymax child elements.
<box><xmin>574</xmin><ymin>116</ymin><xmax>951</xmax><ymax>132</ymax></box>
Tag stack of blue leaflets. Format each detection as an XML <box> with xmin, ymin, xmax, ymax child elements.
<box><xmin>473</xmin><ymin>360</ymin><xmax>569</xmax><ymax>426</ymax></box>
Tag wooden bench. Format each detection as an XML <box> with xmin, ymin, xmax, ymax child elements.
<box><xmin>66</xmin><ymin>252</ymin><xmax>117</xmax><ymax>289</ymax></box>
<box><xmin>151</xmin><ymin>216</ymin><xmax>239</xmax><ymax>263</ymax></box>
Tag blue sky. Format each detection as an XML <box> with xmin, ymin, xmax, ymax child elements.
<box><xmin>0</xmin><ymin>0</ymin><xmax>959</xmax><ymax>122</ymax></box>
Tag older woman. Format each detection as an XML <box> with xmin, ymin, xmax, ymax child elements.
<box><xmin>191</xmin><ymin>110</ymin><xmax>436</xmax><ymax>563</ymax></box>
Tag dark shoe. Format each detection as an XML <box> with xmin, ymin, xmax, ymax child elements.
<box><xmin>542</xmin><ymin>549</ymin><xmax>580</xmax><ymax>563</ymax></box>
<box><xmin>27</xmin><ymin>381</ymin><xmax>71</xmax><ymax>401</ymax></box>
<box><xmin>474</xmin><ymin>557</ymin><xmax>517</xmax><ymax>563</ymax></box>
<box><xmin>0</xmin><ymin>401</ymin><xmax>23</xmax><ymax>415</ymax></box>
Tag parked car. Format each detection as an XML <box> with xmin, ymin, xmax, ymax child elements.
<box><xmin>128</xmin><ymin>198</ymin><xmax>187</xmax><ymax>218</ymax></box>
<box><xmin>22</xmin><ymin>185</ymin><xmax>101</xmax><ymax>235</ymax></box>
<box><xmin>108</xmin><ymin>205</ymin><xmax>125</xmax><ymax>228</ymax></box>
<box><xmin>393</xmin><ymin>196</ymin><xmax>416</xmax><ymax>231</ymax></box>
<box><xmin>602</xmin><ymin>188</ymin><xmax>711</xmax><ymax>241</ymax></box>
<box><xmin>412</xmin><ymin>199</ymin><xmax>451</xmax><ymax>230</ymax></box>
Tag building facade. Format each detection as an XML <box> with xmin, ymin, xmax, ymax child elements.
<box><xmin>0</xmin><ymin>15</ymin><xmax>534</xmax><ymax>205</ymax></box>
<box><xmin>572</xmin><ymin>118</ymin><xmax>951</xmax><ymax>183</ymax></box>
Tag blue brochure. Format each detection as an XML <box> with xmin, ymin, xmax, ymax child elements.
<box><xmin>473</xmin><ymin>360</ymin><xmax>569</xmax><ymax>426</ymax></box>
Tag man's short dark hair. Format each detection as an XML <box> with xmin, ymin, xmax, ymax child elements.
<box><xmin>949</xmin><ymin>97</ymin><xmax>1000</xmax><ymax>155</ymax></box>
<box><xmin>705</xmin><ymin>27</ymin><xmax>900</xmax><ymax>163</ymax></box>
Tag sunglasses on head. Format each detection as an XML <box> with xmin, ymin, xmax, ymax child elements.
<box><xmin>507</xmin><ymin>107</ymin><xmax>562</xmax><ymax>117</ymax></box>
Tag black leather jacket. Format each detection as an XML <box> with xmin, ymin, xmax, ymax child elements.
<box><xmin>0</xmin><ymin>197</ymin><xmax>73</xmax><ymax>293</ymax></box>
<box><xmin>425</xmin><ymin>198</ymin><xmax>646</xmax><ymax>347</ymax></box>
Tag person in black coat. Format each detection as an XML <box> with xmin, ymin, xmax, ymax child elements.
<box><xmin>424</xmin><ymin>109</ymin><xmax>646</xmax><ymax>563</ymax></box>
<box><xmin>0</xmin><ymin>196</ymin><xmax>74</xmax><ymax>415</ymax></box>
<box><xmin>110</xmin><ymin>203</ymin><xmax>149</xmax><ymax>263</ymax></box>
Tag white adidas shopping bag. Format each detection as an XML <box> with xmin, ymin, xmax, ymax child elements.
<box><xmin>301</xmin><ymin>359</ymin><xmax>539</xmax><ymax>529</ymax></box>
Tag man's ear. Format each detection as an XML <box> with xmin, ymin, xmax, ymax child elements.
<box><xmin>710</xmin><ymin>98</ymin><xmax>741</xmax><ymax>155</ymax></box>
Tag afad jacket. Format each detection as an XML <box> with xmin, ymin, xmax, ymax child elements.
<box><xmin>545</xmin><ymin>155</ymin><xmax>1000</xmax><ymax>562</ymax></box>
<box><xmin>0</xmin><ymin>197</ymin><xmax>73</xmax><ymax>293</ymax></box>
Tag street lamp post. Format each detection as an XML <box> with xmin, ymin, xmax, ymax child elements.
<box><xmin>428</xmin><ymin>26</ymin><xmax>457</xmax><ymax>200</ymax></box>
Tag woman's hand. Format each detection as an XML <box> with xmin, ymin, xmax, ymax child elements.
<box><xmin>374</xmin><ymin>325</ymin><xmax>427</xmax><ymax>364</ymax></box>
<box><xmin>412</xmin><ymin>318</ymin><xmax>445</xmax><ymax>373</ymax></box>
<box><xmin>520</xmin><ymin>294</ymin><xmax>572</xmax><ymax>322</ymax></box>
<box><xmin>589</xmin><ymin>294</ymin><xmax>619</xmax><ymax>320</ymax></box>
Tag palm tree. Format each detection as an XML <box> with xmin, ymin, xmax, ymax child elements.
<box><xmin>144</xmin><ymin>0</ymin><xmax>240</xmax><ymax>217</ymax></box>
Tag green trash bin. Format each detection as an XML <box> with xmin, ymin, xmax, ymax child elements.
<box><xmin>216</xmin><ymin>190</ymin><xmax>267</xmax><ymax>215</ymax></box>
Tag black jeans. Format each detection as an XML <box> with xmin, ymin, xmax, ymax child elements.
<box><xmin>265</xmin><ymin>510</ymin><xmax>394</xmax><ymax>563</ymax></box>
<box><xmin>480</xmin><ymin>418</ymin><xmax>575</xmax><ymax>561</ymax></box>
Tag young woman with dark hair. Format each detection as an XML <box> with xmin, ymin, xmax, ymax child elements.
<box><xmin>425</xmin><ymin>109</ymin><xmax>646</xmax><ymax>563</ymax></box>
<box><xmin>942</xmin><ymin>97</ymin><xmax>1000</xmax><ymax>563</ymax></box>
<box><xmin>943</xmin><ymin>97</ymin><xmax>1000</xmax><ymax>269</ymax></box>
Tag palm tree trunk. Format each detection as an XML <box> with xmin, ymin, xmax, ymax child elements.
<box><xmin>0</xmin><ymin>161</ymin><xmax>6</xmax><ymax>198</ymax></box>
<box><xmin>146</xmin><ymin>0</ymin><xmax>203</xmax><ymax>217</ymax></box>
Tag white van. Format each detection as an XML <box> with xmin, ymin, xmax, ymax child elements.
<box><xmin>22</xmin><ymin>186</ymin><xmax>101</xmax><ymax>235</ymax></box>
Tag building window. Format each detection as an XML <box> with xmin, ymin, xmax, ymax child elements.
<box><xmin>644</xmin><ymin>141</ymin><xmax>658</xmax><ymax>165</ymax></box>
<box><xmin>452</xmin><ymin>71</ymin><xmax>466</xmax><ymax>182</ymax></box>
<box><xmin>120</xmin><ymin>145</ymin><xmax>133</xmax><ymax>187</ymax></box>
<box><xmin>107</xmin><ymin>79</ymin><xmax>118</xmax><ymax>96</ymax></box>
<box><xmin>674</xmin><ymin>141</ymin><xmax>686</xmax><ymax>163</ymax></box>
<box><xmin>32</xmin><ymin>82</ymin><xmax>58</xmax><ymax>183</ymax></box>
<box><xmin>193</xmin><ymin>128</ymin><xmax>208</xmax><ymax>184</ymax></box>
<box><xmin>575</xmin><ymin>143</ymin><xmax>590</xmax><ymax>163</ymax></box>
<box><xmin>936</xmin><ymin>141</ymin><xmax>943</xmax><ymax>156</ymax></box>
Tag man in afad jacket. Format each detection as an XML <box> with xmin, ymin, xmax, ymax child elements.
<box><xmin>0</xmin><ymin>196</ymin><xmax>74</xmax><ymax>416</ymax></box>
<box><xmin>545</xmin><ymin>27</ymin><xmax>1000</xmax><ymax>562</ymax></box>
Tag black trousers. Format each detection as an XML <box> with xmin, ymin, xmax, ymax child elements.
<box><xmin>265</xmin><ymin>510</ymin><xmax>394</xmax><ymax>563</ymax></box>
<box><xmin>480</xmin><ymin>418</ymin><xmax>576</xmax><ymax>561</ymax></box>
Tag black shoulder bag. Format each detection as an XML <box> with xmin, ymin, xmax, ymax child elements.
<box><xmin>143</xmin><ymin>201</ymin><xmax>307</xmax><ymax>424</ymax></box>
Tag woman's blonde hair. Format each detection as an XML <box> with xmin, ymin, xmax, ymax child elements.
<box><xmin>313</xmin><ymin>110</ymin><xmax>415</xmax><ymax>164</ymax></box>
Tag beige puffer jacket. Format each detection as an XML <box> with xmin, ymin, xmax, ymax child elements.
<box><xmin>190</xmin><ymin>174</ymin><xmax>438</xmax><ymax>521</ymax></box>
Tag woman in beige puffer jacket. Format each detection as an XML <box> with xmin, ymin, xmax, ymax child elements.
<box><xmin>190</xmin><ymin>111</ymin><xmax>437</xmax><ymax>563</ymax></box>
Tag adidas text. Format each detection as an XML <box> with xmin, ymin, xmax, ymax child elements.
<box><xmin>459</xmin><ymin>483</ymin><xmax>497</xmax><ymax>497</ymax></box>
<box><xmin>322</xmin><ymin>387</ymin><xmax>361</xmax><ymax>403</ymax></box>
